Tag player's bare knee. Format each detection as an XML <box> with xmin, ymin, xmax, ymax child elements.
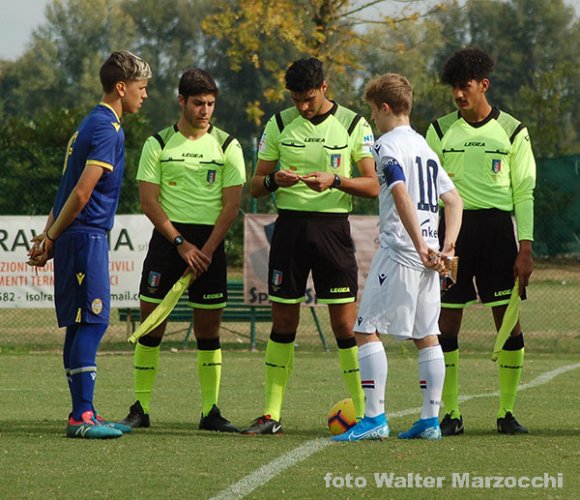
<box><xmin>331</xmin><ymin>324</ymin><xmax>355</xmax><ymax>340</ymax></box>
<box><xmin>414</xmin><ymin>335</ymin><xmax>440</xmax><ymax>349</ymax></box>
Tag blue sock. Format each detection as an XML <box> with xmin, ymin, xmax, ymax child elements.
<box><xmin>68</xmin><ymin>323</ymin><xmax>107</xmax><ymax>420</ymax></box>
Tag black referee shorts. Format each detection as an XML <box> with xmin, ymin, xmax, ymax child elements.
<box><xmin>438</xmin><ymin>208</ymin><xmax>518</xmax><ymax>307</ymax></box>
<box><xmin>268</xmin><ymin>210</ymin><xmax>358</xmax><ymax>304</ymax></box>
<box><xmin>139</xmin><ymin>222</ymin><xmax>227</xmax><ymax>309</ymax></box>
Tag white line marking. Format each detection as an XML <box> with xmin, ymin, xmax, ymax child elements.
<box><xmin>211</xmin><ymin>362</ymin><xmax>580</xmax><ymax>500</ymax></box>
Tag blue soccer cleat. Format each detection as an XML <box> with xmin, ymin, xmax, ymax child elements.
<box><xmin>398</xmin><ymin>417</ymin><xmax>442</xmax><ymax>440</ymax></box>
<box><xmin>331</xmin><ymin>414</ymin><xmax>390</xmax><ymax>442</ymax></box>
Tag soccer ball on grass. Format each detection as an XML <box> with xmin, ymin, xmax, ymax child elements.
<box><xmin>327</xmin><ymin>398</ymin><xmax>357</xmax><ymax>435</ymax></box>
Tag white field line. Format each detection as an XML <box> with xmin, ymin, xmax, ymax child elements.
<box><xmin>210</xmin><ymin>362</ymin><xmax>580</xmax><ymax>500</ymax></box>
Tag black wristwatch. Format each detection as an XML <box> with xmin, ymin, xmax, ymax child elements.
<box><xmin>173</xmin><ymin>235</ymin><xmax>185</xmax><ymax>247</ymax></box>
<box><xmin>332</xmin><ymin>174</ymin><xmax>341</xmax><ymax>188</ymax></box>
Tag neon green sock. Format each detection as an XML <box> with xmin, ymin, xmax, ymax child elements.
<box><xmin>134</xmin><ymin>343</ymin><xmax>160</xmax><ymax>414</ymax></box>
<box><xmin>498</xmin><ymin>348</ymin><xmax>525</xmax><ymax>418</ymax></box>
<box><xmin>338</xmin><ymin>345</ymin><xmax>365</xmax><ymax>420</ymax></box>
<box><xmin>264</xmin><ymin>340</ymin><xmax>293</xmax><ymax>421</ymax></box>
<box><xmin>197</xmin><ymin>349</ymin><xmax>222</xmax><ymax>416</ymax></box>
<box><xmin>442</xmin><ymin>349</ymin><xmax>460</xmax><ymax>418</ymax></box>
<box><xmin>282</xmin><ymin>345</ymin><xmax>295</xmax><ymax>399</ymax></box>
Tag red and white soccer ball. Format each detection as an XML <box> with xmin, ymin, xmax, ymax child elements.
<box><xmin>327</xmin><ymin>398</ymin><xmax>357</xmax><ymax>435</ymax></box>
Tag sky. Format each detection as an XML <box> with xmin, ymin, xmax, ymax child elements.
<box><xmin>1</xmin><ymin>0</ymin><xmax>579</xmax><ymax>60</ymax></box>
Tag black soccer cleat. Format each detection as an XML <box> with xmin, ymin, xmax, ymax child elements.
<box><xmin>440</xmin><ymin>413</ymin><xmax>464</xmax><ymax>436</ymax></box>
<box><xmin>241</xmin><ymin>415</ymin><xmax>283</xmax><ymax>435</ymax></box>
<box><xmin>497</xmin><ymin>412</ymin><xmax>528</xmax><ymax>434</ymax></box>
<box><xmin>199</xmin><ymin>405</ymin><xmax>240</xmax><ymax>433</ymax></box>
<box><xmin>119</xmin><ymin>401</ymin><xmax>151</xmax><ymax>429</ymax></box>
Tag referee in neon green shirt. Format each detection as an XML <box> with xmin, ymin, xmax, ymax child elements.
<box><xmin>243</xmin><ymin>57</ymin><xmax>379</xmax><ymax>435</ymax></box>
<box><xmin>426</xmin><ymin>48</ymin><xmax>536</xmax><ymax>436</ymax></box>
<box><xmin>119</xmin><ymin>69</ymin><xmax>245</xmax><ymax>432</ymax></box>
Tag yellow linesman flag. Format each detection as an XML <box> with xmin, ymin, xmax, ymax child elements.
<box><xmin>128</xmin><ymin>273</ymin><xmax>194</xmax><ymax>344</ymax></box>
<box><xmin>491</xmin><ymin>278</ymin><xmax>521</xmax><ymax>362</ymax></box>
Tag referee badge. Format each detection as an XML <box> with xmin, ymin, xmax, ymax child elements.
<box><xmin>330</xmin><ymin>154</ymin><xmax>342</xmax><ymax>169</ymax></box>
<box><xmin>491</xmin><ymin>159</ymin><xmax>502</xmax><ymax>174</ymax></box>
<box><xmin>271</xmin><ymin>270</ymin><xmax>283</xmax><ymax>287</ymax></box>
<box><xmin>207</xmin><ymin>170</ymin><xmax>217</xmax><ymax>184</ymax></box>
<box><xmin>148</xmin><ymin>271</ymin><xmax>161</xmax><ymax>288</ymax></box>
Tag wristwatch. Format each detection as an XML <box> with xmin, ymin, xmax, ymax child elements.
<box><xmin>332</xmin><ymin>174</ymin><xmax>341</xmax><ymax>188</ymax></box>
<box><xmin>173</xmin><ymin>235</ymin><xmax>185</xmax><ymax>247</ymax></box>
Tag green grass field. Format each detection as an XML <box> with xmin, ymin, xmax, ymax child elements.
<box><xmin>1</xmin><ymin>351</ymin><xmax>579</xmax><ymax>499</ymax></box>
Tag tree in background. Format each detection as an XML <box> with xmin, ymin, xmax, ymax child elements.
<box><xmin>0</xmin><ymin>0</ymin><xmax>578</xmax><ymax>252</ymax></box>
<box><xmin>202</xmin><ymin>0</ymin><xmax>447</xmax><ymax>139</ymax></box>
<box><xmin>432</xmin><ymin>0</ymin><xmax>579</xmax><ymax>157</ymax></box>
<box><xmin>0</xmin><ymin>0</ymin><xmax>136</xmax><ymax>117</ymax></box>
<box><xmin>357</xmin><ymin>4</ymin><xmax>451</xmax><ymax>134</ymax></box>
<box><xmin>122</xmin><ymin>0</ymin><xmax>213</xmax><ymax>129</ymax></box>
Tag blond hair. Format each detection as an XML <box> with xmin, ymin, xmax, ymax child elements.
<box><xmin>100</xmin><ymin>51</ymin><xmax>152</xmax><ymax>93</ymax></box>
<box><xmin>364</xmin><ymin>73</ymin><xmax>413</xmax><ymax>116</ymax></box>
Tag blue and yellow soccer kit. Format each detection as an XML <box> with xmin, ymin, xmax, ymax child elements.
<box><xmin>52</xmin><ymin>103</ymin><xmax>125</xmax><ymax>327</ymax></box>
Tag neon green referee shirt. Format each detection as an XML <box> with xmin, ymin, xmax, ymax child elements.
<box><xmin>258</xmin><ymin>103</ymin><xmax>374</xmax><ymax>213</ymax></box>
<box><xmin>137</xmin><ymin>124</ymin><xmax>246</xmax><ymax>225</ymax></box>
<box><xmin>426</xmin><ymin>107</ymin><xmax>536</xmax><ymax>241</ymax></box>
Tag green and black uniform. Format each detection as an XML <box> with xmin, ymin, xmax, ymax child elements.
<box><xmin>426</xmin><ymin>106</ymin><xmax>536</xmax><ymax>422</ymax></box>
<box><xmin>426</xmin><ymin>107</ymin><xmax>536</xmax><ymax>307</ymax></box>
<box><xmin>259</xmin><ymin>102</ymin><xmax>374</xmax><ymax>304</ymax></box>
<box><xmin>138</xmin><ymin>124</ymin><xmax>246</xmax><ymax>308</ymax></box>
<box><xmin>256</xmin><ymin>102</ymin><xmax>373</xmax><ymax>423</ymax></box>
<box><xmin>131</xmin><ymin>123</ymin><xmax>245</xmax><ymax>420</ymax></box>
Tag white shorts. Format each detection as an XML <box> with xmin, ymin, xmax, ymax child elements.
<box><xmin>356</xmin><ymin>248</ymin><xmax>441</xmax><ymax>339</ymax></box>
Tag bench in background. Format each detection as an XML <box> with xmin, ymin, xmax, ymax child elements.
<box><xmin>118</xmin><ymin>280</ymin><xmax>328</xmax><ymax>350</ymax></box>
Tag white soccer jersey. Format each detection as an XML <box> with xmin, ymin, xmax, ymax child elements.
<box><xmin>372</xmin><ymin>125</ymin><xmax>454</xmax><ymax>269</ymax></box>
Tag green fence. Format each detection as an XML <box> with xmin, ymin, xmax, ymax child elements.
<box><xmin>535</xmin><ymin>155</ymin><xmax>580</xmax><ymax>257</ymax></box>
<box><xmin>0</xmin><ymin>153</ymin><xmax>578</xmax><ymax>354</ymax></box>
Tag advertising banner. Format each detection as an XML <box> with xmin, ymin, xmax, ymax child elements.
<box><xmin>1</xmin><ymin>214</ymin><xmax>380</xmax><ymax>309</ymax></box>
<box><xmin>0</xmin><ymin>215</ymin><xmax>153</xmax><ymax>308</ymax></box>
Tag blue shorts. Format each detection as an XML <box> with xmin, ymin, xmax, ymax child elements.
<box><xmin>53</xmin><ymin>228</ymin><xmax>110</xmax><ymax>327</ymax></box>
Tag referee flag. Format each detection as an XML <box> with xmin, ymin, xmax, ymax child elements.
<box><xmin>128</xmin><ymin>273</ymin><xmax>194</xmax><ymax>344</ymax></box>
<box><xmin>491</xmin><ymin>278</ymin><xmax>521</xmax><ymax>361</ymax></box>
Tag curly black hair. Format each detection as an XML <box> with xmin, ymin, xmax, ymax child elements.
<box><xmin>285</xmin><ymin>57</ymin><xmax>325</xmax><ymax>92</ymax></box>
<box><xmin>441</xmin><ymin>48</ymin><xmax>494</xmax><ymax>87</ymax></box>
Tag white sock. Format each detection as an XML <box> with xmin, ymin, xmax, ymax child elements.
<box><xmin>358</xmin><ymin>341</ymin><xmax>387</xmax><ymax>418</ymax></box>
<box><xmin>418</xmin><ymin>345</ymin><xmax>445</xmax><ymax>419</ymax></box>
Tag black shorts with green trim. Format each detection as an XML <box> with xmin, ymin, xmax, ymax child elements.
<box><xmin>268</xmin><ymin>210</ymin><xmax>358</xmax><ymax>304</ymax></box>
<box><xmin>438</xmin><ymin>208</ymin><xmax>517</xmax><ymax>308</ymax></box>
<box><xmin>139</xmin><ymin>222</ymin><xmax>226</xmax><ymax>309</ymax></box>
